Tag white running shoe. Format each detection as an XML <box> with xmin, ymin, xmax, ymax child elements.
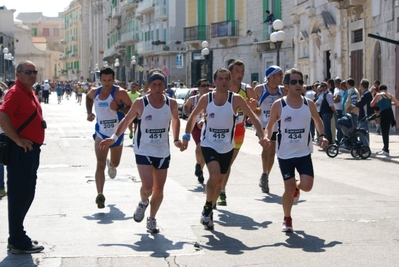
<box><xmin>376</xmin><ymin>150</ymin><xmax>389</xmax><ymax>156</ymax></box>
<box><xmin>106</xmin><ymin>159</ymin><xmax>117</xmax><ymax>179</ymax></box>
<box><xmin>146</xmin><ymin>217</ymin><xmax>159</xmax><ymax>233</ymax></box>
<box><xmin>133</xmin><ymin>201</ymin><xmax>148</xmax><ymax>222</ymax></box>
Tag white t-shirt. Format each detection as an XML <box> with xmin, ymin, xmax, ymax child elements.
<box><xmin>333</xmin><ymin>88</ymin><xmax>343</xmax><ymax>110</ymax></box>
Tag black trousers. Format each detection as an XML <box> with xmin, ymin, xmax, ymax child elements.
<box><xmin>7</xmin><ymin>141</ymin><xmax>41</xmax><ymax>249</ymax></box>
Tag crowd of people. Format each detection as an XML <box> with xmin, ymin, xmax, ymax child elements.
<box><xmin>0</xmin><ymin>59</ymin><xmax>398</xmax><ymax>254</ymax></box>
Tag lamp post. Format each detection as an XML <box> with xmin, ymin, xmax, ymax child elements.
<box><xmin>270</xmin><ymin>20</ymin><xmax>286</xmax><ymax>67</ymax></box>
<box><xmin>2</xmin><ymin>47</ymin><xmax>10</xmax><ymax>82</ymax></box>
<box><xmin>131</xmin><ymin>56</ymin><xmax>136</xmax><ymax>82</ymax></box>
<box><xmin>200</xmin><ymin>41</ymin><xmax>211</xmax><ymax>81</ymax></box>
<box><xmin>114</xmin><ymin>58</ymin><xmax>119</xmax><ymax>81</ymax></box>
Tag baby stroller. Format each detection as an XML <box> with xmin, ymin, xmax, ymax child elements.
<box><xmin>326</xmin><ymin>113</ymin><xmax>379</xmax><ymax>159</ymax></box>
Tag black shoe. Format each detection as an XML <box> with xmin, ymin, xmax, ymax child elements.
<box><xmin>198</xmin><ymin>175</ymin><xmax>204</xmax><ymax>184</ymax></box>
<box><xmin>195</xmin><ymin>164</ymin><xmax>203</xmax><ymax>177</ymax></box>
<box><xmin>7</xmin><ymin>240</ymin><xmax>39</xmax><ymax>251</ymax></box>
<box><xmin>11</xmin><ymin>244</ymin><xmax>44</xmax><ymax>254</ymax></box>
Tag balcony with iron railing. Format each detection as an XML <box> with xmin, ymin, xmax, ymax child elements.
<box><xmin>137</xmin><ymin>0</ymin><xmax>155</xmax><ymax>14</ymax></box>
<box><xmin>153</xmin><ymin>40</ymin><xmax>186</xmax><ymax>55</ymax></box>
<box><xmin>112</xmin><ymin>6</ymin><xmax>121</xmax><ymax>18</ymax></box>
<box><xmin>121</xmin><ymin>31</ymin><xmax>140</xmax><ymax>44</ymax></box>
<box><xmin>154</xmin><ymin>3</ymin><xmax>167</xmax><ymax>21</ymax></box>
<box><xmin>137</xmin><ymin>40</ymin><xmax>155</xmax><ymax>55</ymax></box>
<box><xmin>183</xmin><ymin>25</ymin><xmax>209</xmax><ymax>43</ymax></box>
<box><xmin>211</xmin><ymin>20</ymin><xmax>239</xmax><ymax>39</ymax></box>
<box><xmin>122</xmin><ymin>0</ymin><xmax>140</xmax><ymax>12</ymax></box>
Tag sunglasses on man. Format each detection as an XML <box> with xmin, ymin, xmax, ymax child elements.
<box><xmin>19</xmin><ymin>70</ymin><xmax>38</xmax><ymax>75</ymax></box>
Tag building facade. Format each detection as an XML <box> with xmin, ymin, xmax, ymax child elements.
<box><xmin>0</xmin><ymin>6</ymin><xmax>16</xmax><ymax>82</ymax></box>
<box><xmin>15</xmin><ymin>12</ymin><xmax>65</xmax><ymax>81</ymax></box>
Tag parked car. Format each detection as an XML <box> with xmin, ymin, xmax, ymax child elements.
<box><xmin>175</xmin><ymin>88</ymin><xmax>190</xmax><ymax>119</ymax></box>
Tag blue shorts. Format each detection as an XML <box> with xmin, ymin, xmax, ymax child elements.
<box><xmin>135</xmin><ymin>154</ymin><xmax>171</xmax><ymax>169</ymax></box>
<box><xmin>278</xmin><ymin>154</ymin><xmax>314</xmax><ymax>181</ymax></box>
<box><xmin>93</xmin><ymin>132</ymin><xmax>123</xmax><ymax>148</ymax></box>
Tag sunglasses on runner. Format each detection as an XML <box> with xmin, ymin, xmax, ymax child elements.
<box><xmin>289</xmin><ymin>79</ymin><xmax>304</xmax><ymax>85</ymax></box>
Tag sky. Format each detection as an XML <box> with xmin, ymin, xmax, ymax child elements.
<box><xmin>1</xmin><ymin>0</ymin><xmax>71</xmax><ymax>18</ymax></box>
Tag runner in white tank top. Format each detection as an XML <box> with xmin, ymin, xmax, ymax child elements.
<box><xmin>276</xmin><ymin>96</ymin><xmax>313</xmax><ymax>159</ymax></box>
<box><xmin>254</xmin><ymin>65</ymin><xmax>284</xmax><ymax>194</ymax></box>
<box><xmin>181</xmin><ymin>68</ymin><xmax>267</xmax><ymax>231</ymax></box>
<box><xmin>98</xmin><ymin>69</ymin><xmax>181</xmax><ymax>234</ymax></box>
<box><xmin>264</xmin><ymin>68</ymin><xmax>328</xmax><ymax>233</ymax></box>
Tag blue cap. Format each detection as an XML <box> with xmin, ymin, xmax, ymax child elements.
<box><xmin>265</xmin><ymin>65</ymin><xmax>282</xmax><ymax>79</ymax></box>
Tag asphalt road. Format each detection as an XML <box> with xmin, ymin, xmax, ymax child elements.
<box><xmin>0</xmin><ymin>93</ymin><xmax>398</xmax><ymax>267</ymax></box>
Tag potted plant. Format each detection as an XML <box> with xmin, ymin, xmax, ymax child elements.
<box><xmin>175</xmin><ymin>40</ymin><xmax>181</xmax><ymax>44</ymax></box>
<box><xmin>163</xmin><ymin>45</ymin><xmax>170</xmax><ymax>51</ymax></box>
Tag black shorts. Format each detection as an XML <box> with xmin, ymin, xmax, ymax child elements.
<box><xmin>135</xmin><ymin>154</ymin><xmax>170</xmax><ymax>169</ymax></box>
<box><xmin>133</xmin><ymin>118</ymin><xmax>139</xmax><ymax>124</ymax></box>
<box><xmin>201</xmin><ymin>147</ymin><xmax>234</xmax><ymax>175</ymax></box>
<box><xmin>278</xmin><ymin>154</ymin><xmax>314</xmax><ymax>181</ymax></box>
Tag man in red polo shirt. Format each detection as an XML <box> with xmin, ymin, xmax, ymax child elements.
<box><xmin>0</xmin><ymin>60</ymin><xmax>46</xmax><ymax>254</ymax></box>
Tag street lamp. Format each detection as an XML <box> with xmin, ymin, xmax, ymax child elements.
<box><xmin>131</xmin><ymin>56</ymin><xmax>136</xmax><ymax>82</ymax></box>
<box><xmin>201</xmin><ymin>41</ymin><xmax>209</xmax><ymax>57</ymax></box>
<box><xmin>114</xmin><ymin>58</ymin><xmax>120</xmax><ymax>81</ymax></box>
<box><xmin>2</xmin><ymin>47</ymin><xmax>9</xmax><ymax>82</ymax></box>
<box><xmin>270</xmin><ymin>20</ymin><xmax>286</xmax><ymax>66</ymax></box>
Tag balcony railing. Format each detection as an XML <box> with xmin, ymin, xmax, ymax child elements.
<box><xmin>211</xmin><ymin>20</ymin><xmax>239</xmax><ymax>38</ymax></box>
<box><xmin>153</xmin><ymin>40</ymin><xmax>186</xmax><ymax>53</ymax></box>
<box><xmin>121</xmin><ymin>31</ymin><xmax>140</xmax><ymax>44</ymax></box>
<box><xmin>137</xmin><ymin>0</ymin><xmax>155</xmax><ymax>14</ymax></box>
<box><xmin>112</xmin><ymin>6</ymin><xmax>121</xmax><ymax>18</ymax></box>
<box><xmin>183</xmin><ymin>25</ymin><xmax>209</xmax><ymax>42</ymax></box>
<box><xmin>154</xmin><ymin>4</ymin><xmax>167</xmax><ymax>20</ymax></box>
<box><xmin>122</xmin><ymin>0</ymin><xmax>140</xmax><ymax>12</ymax></box>
<box><xmin>137</xmin><ymin>40</ymin><xmax>155</xmax><ymax>54</ymax></box>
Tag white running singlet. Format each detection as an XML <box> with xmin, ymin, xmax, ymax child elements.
<box><xmin>201</xmin><ymin>91</ymin><xmax>237</xmax><ymax>154</ymax></box>
<box><xmin>134</xmin><ymin>95</ymin><xmax>171</xmax><ymax>158</ymax></box>
<box><xmin>276</xmin><ymin>96</ymin><xmax>313</xmax><ymax>159</ymax></box>
<box><xmin>258</xmin><ymin>84</ymin><xmax>282</xmax><ymax>129</ymax></box>
<box><xmin>94</xmin><ymin>86</ymin><xmax>124</xmax><ymax>137</ymax></box>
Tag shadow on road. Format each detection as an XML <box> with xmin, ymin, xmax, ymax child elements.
<box><xmin>265</xmin><ymin>230</ymin><xmax>342</xmax><ymax>252</ymax></box>
<box><xmin>0</xmin><ymin>253</ymin><xmax>36</xmax><ymax>267</ymax></box>
<box><xmin>201</xmin><ymin>231</ymin><xmax>268</xmax><ymax>255</ymax></box>
<box><xmin>215</xmin><ymin>209</ymin><xmax>271</xmax><ymax>230</ymax></box>
<box><xmin>83</xmin><ymin>204</ymin><xmax>132</xmax><ymax>224</ymax></box>
<box><xmin>100</xmin><ymin>233</ymin><xmax>188</xmax><ymax>257</ymax></box>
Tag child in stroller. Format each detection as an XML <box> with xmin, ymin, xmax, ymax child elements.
<box><xmin>326</xmin><ymin>113</ymin><xmax>378</xmax><ymax>159</ymax></box>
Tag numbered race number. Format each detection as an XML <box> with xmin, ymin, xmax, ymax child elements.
<box><xmin>145</xmin><ymin>128</ymin><xmax>166</xmax><ymax>143</ymax></box>
<box><xmin>100</xmin><ymin>119</ymin><xmax>117</xmax><ymax>129</ymax></box>
<box><xmin>285</xmin><ymin>128</ymin><xmax>305</xmax><ymax>143</ymax></box>
<box><xmin>209</xmin><ymin>128</ymin><xmax>229</xmax><ymax>143</ymax></box>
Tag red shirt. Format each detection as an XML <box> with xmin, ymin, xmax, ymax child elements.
<box><xmin>0</xmin><ymin>80</ymin><xmax>45</xmax><ymax>144</ymax></box>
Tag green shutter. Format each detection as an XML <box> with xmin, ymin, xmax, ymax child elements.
<box><xmin>274</xmin><ymin>0</ymin><xmax>281</xmax><ymax>19</ymax></box>
<box><xmin>198</xmin><ymin>0</ymin><xmax>206</xmax><ymax>25</ymax></box>
<box><xmin>198</xmin><ymin>0</ymin><xmax>206</xmax><ymax>40</ymax></box>
<box><xmin>226</xmin><ymin>0</ymin><xmax>235</xmax><ymax>21</ymax></box>
<box><xmin>127</xmin><ymin>46</ymin><xmax>131</xmax><ymax>59</ymax></box>
<box><xmin>163</xmin><ymin>29</ymin><xmax>166</xmax><ymax>41</ymax></box>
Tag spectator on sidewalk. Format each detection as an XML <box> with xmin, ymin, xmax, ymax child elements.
<box><xmin>0</xmin><ymin>60</ymin><xmax>46</xmax><ymax>253</ymax></box>
<box><xmin>352</xmin><ymin>79</ymin><xmax>373</xmax><ymax>144</ymax></box>
<box><xmin>333</xmin><ymin>78</ymin><xmax>344</xmax><ymax>143</ymax></box>
<box><xmin>370</xmin><ymin>84</ymin><xmax>399</xmax><ymax>156</ymax></box>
